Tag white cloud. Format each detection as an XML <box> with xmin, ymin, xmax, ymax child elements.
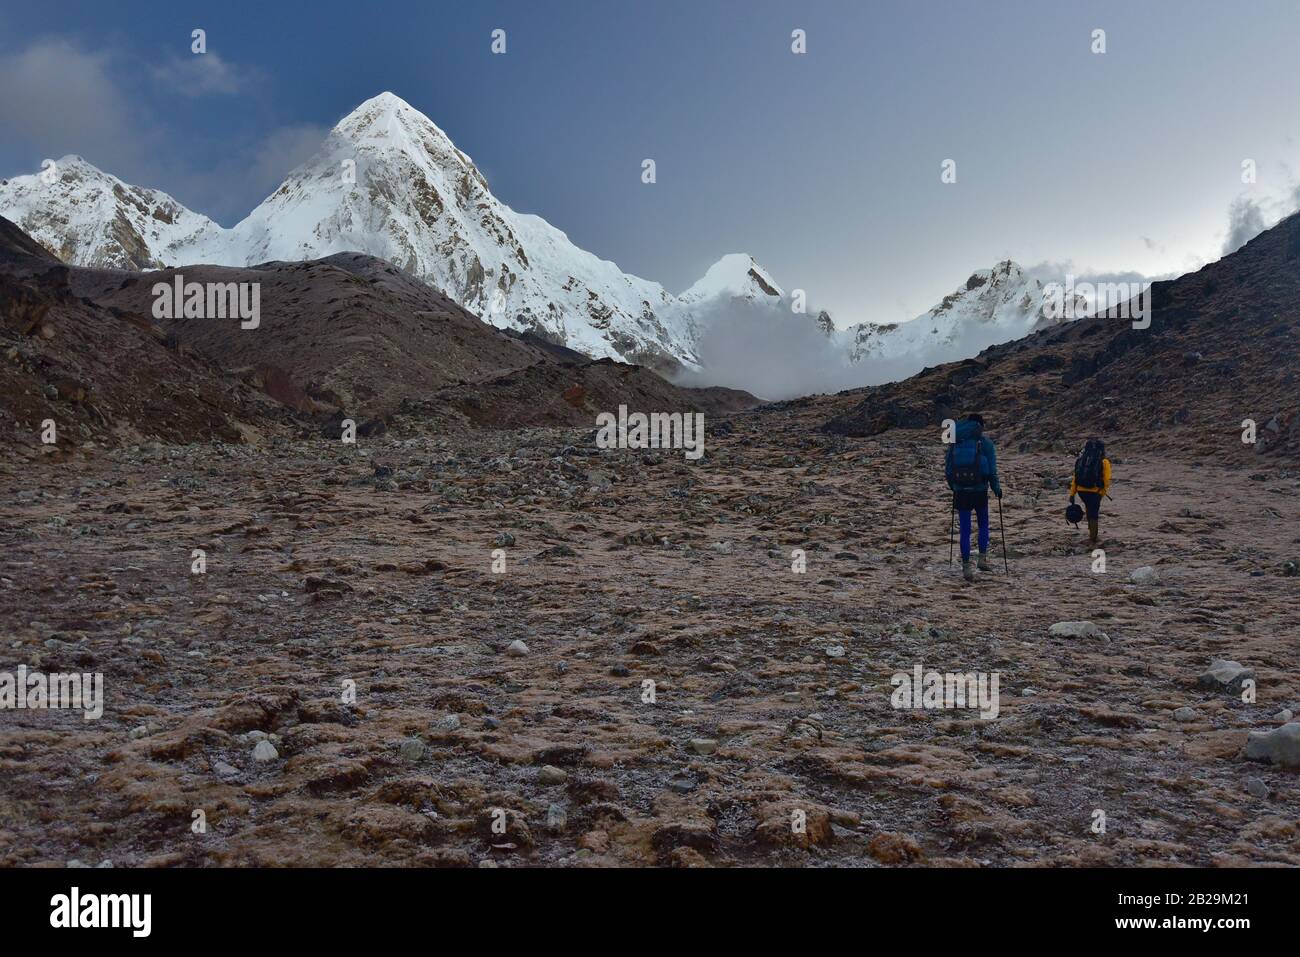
<box><xmin>150</xmin><ymin>51</ymin><xmax>258</xmax><ymax>97</ymax></box>
<box><xmin>1222</xmin><ymin>195</ymin><xmax>1269</xmax><ymax>255</ymax></box>
<box><xmin>1219</xmin><ymin>165</ymin><xmax>1300</xmax><ymax>256</ymax></box>
<box><xmin>1021</xmin><ymin>261</ymin><xmax>1167</xmax><ymax>288</ymax></box>
<box><xmin>0</xmin><ymin>39</ymin><xmax>145</xmax><ymax>172</ymax></box>
<box><xmin>0</xmin><ymin>37</ymin><xmax>326</xmax><ymax>224</ymax></box>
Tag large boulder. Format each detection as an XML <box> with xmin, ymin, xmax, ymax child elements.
<box><xmin>1244</xmin><ymin>723</ymin><xmax>1300</xmax><ymax>768</ymax></box>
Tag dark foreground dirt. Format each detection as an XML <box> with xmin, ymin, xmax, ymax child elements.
<box><xmin>2</xmin><ymin>407</ymin><xmax>1298</xmax><ymax>868</ymax></box>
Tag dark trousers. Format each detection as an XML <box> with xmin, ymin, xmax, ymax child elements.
<box><xmin>1078</xmin><ymin>491</ymin><xmax>1102</xmax><ymax>521</ymax></box>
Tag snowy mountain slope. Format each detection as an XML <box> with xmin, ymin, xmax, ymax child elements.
<box><xmin>679</xmin><ymin>253</ymin><xmax>783</xmax><ymax>304</ymax></box>
<box><xmin>0</xmin><ymin>155</ymin><xmax>223</xmax><ymax>270</ymax></box>
<box><xmin>838</xmin><ymin>260</ymin><xmax>1085</xmax><ymax>364</ymax></box>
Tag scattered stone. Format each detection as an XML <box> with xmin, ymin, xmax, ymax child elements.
<box><xmin>688</xmin><ymin>738</ymin><xmax>718</xmax><ymax>755</ymax></box>
<box><xmin>1172</xmin><ymin>706</ymin><xmax>1196</xmax><ymax>723</ymax></box>
<box><xmin>668</xmin><ymin>775</ymin><xmax>698</xmax><ymax>794</ymax></box>
<box><xmin>1197</xmin><ymin>658</ymin><xmax>1254</xmax><ymax>690</ymax></box>
<box><xmin>1245</xmin><ymin>777</ymin><xmax>1269</xmax><ymax>799</ymax></box>
<box><xmin>825</xmin><ymin>645</ymin><xmax>846</xmax><ymax>659</ymax></box>
<box><xmin>1244</xmin><ymin>723</ymin><xmax>1300</xmax><ymax>767</ymax></box>
<box><xmin>1049</xmin><ymin>621</ymin><xmax>1109</xmax><ymax>642</ymax></box>
<box><xmin>1129</xmin><ymin>566</ymin><xmax>1158</xmax><ymax>584</ymax></box>
<box><xmin>537</xmin><ymin>765</ymin><xmax>568</xmax><ymax>786</ymax></box>
<box><xmin>432</xmin><ymin>713</ymin><xmax>461</xmax><ymax>733</ymax></box>
<box><xmin>506</xmin><ymin>639</ymin><xmax>530</xmax><ymax>657</ymax></box>
<box><xmin>399</xmin><ymin>737</ymin><xmax>426</xmax><ymax>762</ymax></box>
<box><xmin>252</xmin><ymin>739</ymin><xmax>279</xmax><ymax>762</ymax></box>
<box><xmin>546</xmin><ymin>803</ymin><xmax>568</xmax><ymax>830</ymax></box>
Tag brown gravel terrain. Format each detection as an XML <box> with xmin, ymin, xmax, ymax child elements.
<box><xmin>2</xmin><ymin>409</ymin><xmax>1298</xmax><ymax>868</ymax></box>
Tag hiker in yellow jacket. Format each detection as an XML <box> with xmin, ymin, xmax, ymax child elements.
<box><xmin>1069</xmin><ymin>438</ymin><xmax>1111</xmax><ymax>544</ymax></box>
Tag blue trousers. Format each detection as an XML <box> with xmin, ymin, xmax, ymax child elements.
<box><xmin>956</xmin><ymin>495</ymin><xmax>990</xmax><ymax>560</ymax></box>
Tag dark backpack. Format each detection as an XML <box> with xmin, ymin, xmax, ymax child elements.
<box><xmin>949</xmin><ymin>422</ymin><xmax>986</xmax><ymax>486</ymax></box>
<box><xmin>1074</xmin><ymin>440</ymin><xmax>1105</xmax><ymax>488</ymax></box>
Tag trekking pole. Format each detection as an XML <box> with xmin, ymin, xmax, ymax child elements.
<box><xmin>948</xmin><ymin>502</ymin><xmax>955</xmax><ymax>564</ymax></box>
<box><xmin>997</xmin><ymin>495</ymin><xmax>1009</xmax><ymax>575</ymax></box>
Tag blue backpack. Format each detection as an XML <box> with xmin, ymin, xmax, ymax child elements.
<box><xmin>948</xmin><ymin>420</ymin><xmax>987</xmax><ymax>486</ymax></box>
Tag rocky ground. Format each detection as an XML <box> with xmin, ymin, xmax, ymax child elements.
<box><xmin>2</xmin><ymin>408</ymin><xmax>1298</xmax><ymax>868</ymax></box>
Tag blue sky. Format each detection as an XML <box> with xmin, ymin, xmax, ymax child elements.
<box><xmin>3</xmin><ymin>0</ymin><xmax>1299</xmax><ymax>325</ymax></box>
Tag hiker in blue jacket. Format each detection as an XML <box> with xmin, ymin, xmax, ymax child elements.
<box><xmin>944</xmin><ymin>413</ymin><xmax>1002</xmax><ymax>582</ymax></box>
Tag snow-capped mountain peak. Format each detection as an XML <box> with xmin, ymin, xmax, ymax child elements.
<box><xmin>840</xmin><ymin>260</ymin><xmax>1085</xmax><ymax>364</ymax></box>
<box><xmin>680</xmin><ymin>253</ymin><xmax>783</xmax><ymax>303</ymax></box>
<box><xmin>326</xmin><ymin>91</ymin><xmax>484</xmax><ymax>191</ymax></box>
<box><xmin>0</xmin><ymin>154</ymin><xmax>222</xmax><ymax>270</ymax></box>
<box><xmin>219</xmin><ymin>93</ymin><xmax>710</xmax><ymax>367</ymax></box>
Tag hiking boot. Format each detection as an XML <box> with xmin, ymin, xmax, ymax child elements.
<box><xmin>1087</xmin><ymin>519</ymin><xmax>1099</xmax><ymax>544</ymax></box>
<box><xmin>962</xmin><ymin>559</ymin><xmax>974</xmax><ymax>582</ymax></box>
<box><xmin>977</xmin><ymin>552</ymin><xmax>992</xmax><ymax>572</ymax></box>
